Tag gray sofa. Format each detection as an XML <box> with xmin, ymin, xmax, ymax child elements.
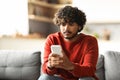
<box><xmin>0</xmin><ymin>50</ymin><xmax>120</xmax><ymax>80</ymax></box>
<box><xmin>96</xmin><ymin>51</ymin><xmax>120</xmax><ymax>80</ymax></box>
<box><xmin>0</xmin><ymin>50</ymin><xmax>41</xmax><ymax>80</ymax></box>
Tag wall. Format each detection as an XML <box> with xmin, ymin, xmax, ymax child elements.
<box><xmin>83</xmin><ymin>23</ymin><xmax>120</xmax><ymax>41</ymax></box>
<box><xmin>72</xmin><ymin>0</ymin><xmax>120</xmax><ymax>41</ymax></box>
<box><xmin>0</xmin><ymin>38</ymin><xmax>45</xmax><ymax>51</ymax></box>
<box><xmin>73</xmin><ymin>0</ymin><xmax>120</xmax><ymax>23</ymax></box>
<box><xmin>0</xmin><ymin>0</ymin><xmax>28</xmax><ymax>35</ymax></box>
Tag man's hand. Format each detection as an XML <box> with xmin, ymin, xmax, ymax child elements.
<box><xmin>48</xmin><ymin>51</ymin><xmax>74</xmax><ymax>71</ymax></box>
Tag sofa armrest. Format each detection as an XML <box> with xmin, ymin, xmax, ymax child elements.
<box><xmin>104</xmin><ymin>51</ymin><xmax>120</xmax><ymax>80</ymax></box>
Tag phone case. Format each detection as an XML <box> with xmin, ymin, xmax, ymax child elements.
<box><xmin>51</xmin><ymin>45</ymin><xmax>62</xmax><ymax>55</ymax></box>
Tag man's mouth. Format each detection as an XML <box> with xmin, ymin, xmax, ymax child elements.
<box><xmin>63</xmin><ymin>31</ymin><xmax>71</xmax><ymax>35</ymax></box>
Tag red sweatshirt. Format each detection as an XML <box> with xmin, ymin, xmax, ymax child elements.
<box><xmin>42</xmin><ymin>32</ymin><xmax>99</xmax><ymax>80</ymax></box>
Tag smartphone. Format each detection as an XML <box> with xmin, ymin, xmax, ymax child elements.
<box><xmin>51</xmin><ymin>45</ymin><xmax>62</xmax><ymax>55</ymax></box>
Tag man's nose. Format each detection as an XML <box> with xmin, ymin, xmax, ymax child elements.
<box><xmin>64</xmin><ymin>25</ymin><xmax>69</xmax><ymax>30</ymax></box>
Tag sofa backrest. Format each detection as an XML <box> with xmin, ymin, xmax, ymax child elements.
<box><xmin>0</xmin><ymin>50</ymin><xmax>41</xmax><ymax>80</ymax></box>
<box><xmin>96</xmin><ymin>54</ymin><xmax>105</xmax><ymax>80</ymax></box>
<box><xmin>96</xmin><ymin>51</ymin><xmax>120</xmax><ymax>80</ymax></box>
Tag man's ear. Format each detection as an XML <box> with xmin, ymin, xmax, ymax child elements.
<box><xmin>78</xmin><ymin>26</ymin><xmax>82</xmax><ymax>32</ymax></box>
<box><xmin>79</xmin><ymin>26</ymin><xmax>82</xmax><ymax>30</ymax></box>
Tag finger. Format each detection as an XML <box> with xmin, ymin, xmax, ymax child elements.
<box><xmin>52</xmin><ymin>53</ymin><xmax>61</xmax><ymax>57</ymax></box>
<box><xmin>49</xmin><ymin>53</ymin><xmax>53</xmax><ymax>57</ymax></box>
<box><xmin>51</xmin><ymin>58</ymin><xmax>63</xmax><ymax>63</ymax></box>
<box><xmin>51</xmin><ymin>57</ymin><xmax>60</xmax><ymax>62</ymax></box>
<box><xmin>52</xmin><ymin>60</ymin><xmax>63</xmax><ymax>67</ymax></box>
<box><xmin>48</xmin><ymin>53</ymin><xmax>59</xmax><ymax>61</ymax></box>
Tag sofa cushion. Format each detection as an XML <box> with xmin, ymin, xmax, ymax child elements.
<box><xmin>95</xmin><ymin>54</ymin><xmax>105</xmax><ymax>80</ymax></box>
<box><xmin>104</xmin><ymin>51</ymin><xmax>120</xmax><ymax>80</ymax></box>
<box><xmin>0</xmin><ymin>50</ymin><xmax>41</xmax><ymax>80</ymax></box>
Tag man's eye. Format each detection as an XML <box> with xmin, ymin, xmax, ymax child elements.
<box><xmin>69</xmin><ymin>23</ymin><xmax>74</xmax><ymax>26</ymax></box>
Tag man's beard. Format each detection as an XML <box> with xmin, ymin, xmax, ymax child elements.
<box><xmin>64</xmin><ymin>31</ymin><xmax>78</xmax><ymax>40</ymax></box>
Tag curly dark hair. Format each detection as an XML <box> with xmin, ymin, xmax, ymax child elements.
<box><xmin>53</xmin><ymin>6</ymin><xmax>86</xmax><ymax>32</ymax></box>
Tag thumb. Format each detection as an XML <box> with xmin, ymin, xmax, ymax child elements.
<box><xmin>61</xmin><ymin>50</ymin><xmax>66</xmax><ymax>57</ymax></box>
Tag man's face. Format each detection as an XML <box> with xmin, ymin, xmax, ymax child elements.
<box><xmin>60</xmin><ymin>22</ymin><xmax>81</xmax><ymax>40</ymax></box>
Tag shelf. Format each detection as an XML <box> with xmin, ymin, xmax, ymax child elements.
<box><xmin>29</xmin><ymin>15</ymin><xmax>53</xmax><ymax>23</ymax></box>
<box><xmin>28</xmin><ymin>0</ymin><xmax>72</xmax><ymax>23</ymax></box>
<box><xmin>28</xmin><ymin>0</ymin><xmax>71</xmax><ymax>9</ymax></box>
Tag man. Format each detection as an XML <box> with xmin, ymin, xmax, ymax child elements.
<box><xmin>39</xmin><ymin>6</ymin><xmax>99</xmax><ymax>80</ymax></box>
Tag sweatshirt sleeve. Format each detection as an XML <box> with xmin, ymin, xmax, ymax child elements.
<box><xmin>42</xmin><ymin>62</ymin><xmax>57</xmax><ymax>75</ymax></box>
<box><xmin>41</xmin><ymin>35</ymin><xmax>58</xmax><ymax>75</ymax></box>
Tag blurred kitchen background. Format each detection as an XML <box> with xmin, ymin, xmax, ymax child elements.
<box><xmin>0</xmin><ymin>0</ymin><xmax>120</xmax><ymax>51</ymax></box>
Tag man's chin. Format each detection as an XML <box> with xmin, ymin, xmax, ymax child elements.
<box><xmin>64</xmin><ymin>37</ymin><xmax>71</xmax><ymax>39</ymax></box>
<box><xmin>64</xmin><ymin>34</ymin><xmax>78</xmax><ymax>40</ymax></box>
<box><xmin>64</xmin><ymin>36</ymin><xmax>74</xmax><ymax>40</ymax></box>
